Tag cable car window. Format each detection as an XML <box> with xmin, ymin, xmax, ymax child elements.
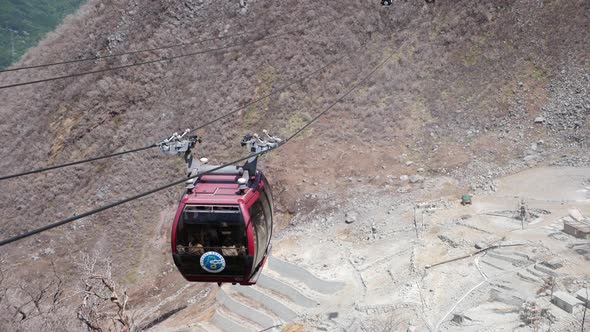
<box><xmin>262</xmin><ymin>175</ymin><xmax>274</xmax><ymax>214</ymax></box>
<box><xmin>249</xmin><ymin>199</ymin><xmax>269</xmax><ymax>267</ymax></box>
<box><xmin>259</xmin><ymin>190</ymin><xmax>272</xmax><ymax>237</ymax></box>
<box><xmin>176</xmin><ymin>224</ymin><xmax>245</xmax><ymax>255</ymax></box>
<box><xmin>251</xmin><ymin>219</ymin><xmax>257</xmax><ymax>258</ymax></box>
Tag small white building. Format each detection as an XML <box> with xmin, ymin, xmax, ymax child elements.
<box><xmin>552</xmin><ymin>291</ymin><xmax>584</xmax><ymax>313</ymax></box>
<box><xmin>563</xmin><ymin>219</ymin><xmax>590</xmax><ymax>239</ymax></box>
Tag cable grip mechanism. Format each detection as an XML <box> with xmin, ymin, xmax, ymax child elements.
<box><xmin>158</xmin><ymin>129</ymin><xmax>202</xmax><ymax>156</ymax></box>
<box><xmin>241</xmin><ymin>129</ymin><xmax>283</xmax><ymax>154</ymax></box>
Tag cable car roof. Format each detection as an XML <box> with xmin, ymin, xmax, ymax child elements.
<box><xmin>182</xmin><ymin>173</ymin><xmax>259</xmax><ymax>206</ymax></box>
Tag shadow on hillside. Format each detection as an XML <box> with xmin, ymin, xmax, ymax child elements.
<box><xmin>139</xmin><ymin>305</ymin><xmax>187</xmax><ymax>330</ymax></box>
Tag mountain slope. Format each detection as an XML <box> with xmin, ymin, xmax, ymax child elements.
<box><xmin>0</xmin><ymin>0</ymin><xmax>588</xmax><ymax>330</ymax></box>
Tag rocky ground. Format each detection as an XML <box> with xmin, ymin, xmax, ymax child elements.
<box><xmin>0</xmin><ymin>0</ymin><xmax>589</xmax><ymax>331</ymax></box>
<box><xmin>99</xmin><ymin>149</ymin><xmax>590</xmax><ymax>332</ymax></box>
<box><xmin>135</xmin><ymin>167</ymin><xmax>590</xmax><ymax>332</ymax></box>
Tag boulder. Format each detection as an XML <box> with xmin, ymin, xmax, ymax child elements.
<box><xmin>409</xmin><ymin>175</ymin><xmax>424</xmax><ymax>183</ymax></box>
<box><xmin>345</xmin><ymin>213</ymin><xmax>356</xmax><ymax>224</ymax></box>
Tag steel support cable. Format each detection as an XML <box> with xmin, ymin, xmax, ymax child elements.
<box><xmin>0</xmin><ymin>46</ymin><xmax>395</xmax><ymax>248</ymax></box>
<box><xmin>0</xmin><ymin>17</ymin><xmax>337</xmax><ymax>90</ymax></box>
<box><xmin>0</xmin><ymin>17</ymin><xmax>295</xmax><ymax>74</ymax></box>
<box><xmin>0</xmin><ymin>145</ymin><xmax>156</xmax><ymax>182</ymax></box>
<box><xmin>0</xmin><ymin>39</ymin><xmax>348</xmax><ymax>182</ymax></box>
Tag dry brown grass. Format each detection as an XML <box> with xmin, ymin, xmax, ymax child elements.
<box><xmin>0</xmin><ymin>0</ymin><xmax>588</xmax><ymax>330</ymax></box>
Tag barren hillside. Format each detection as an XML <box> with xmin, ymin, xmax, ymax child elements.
<box><xmin>0</xmin><ymin>0</ymin><xmax>589</xmax><ymax>331</ymax></box>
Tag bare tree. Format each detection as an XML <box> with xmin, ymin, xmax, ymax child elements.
<box><xmin>0</xmin><ymin>259</ymin><xmax>70</xmax><ymax>331</ymax></box>
<box><xmin>538</xmin><ymin>276</ymin><xmax>556</xmax><ymax>298</ymax></box>
<box><xmin>520</xmin><ymin>301</ymin><xmax>542</xmax><ymax>332</ymax></box>
<box><xmin>77</xmin><ymin>253</ymin><xmax>134</xmax><ymax>332</ymax></box>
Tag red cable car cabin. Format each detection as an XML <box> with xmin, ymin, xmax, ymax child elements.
<box><xmin>171</xmin><ymin>169</ymin><xmax>273</xmax><ymax>285</ymax></box>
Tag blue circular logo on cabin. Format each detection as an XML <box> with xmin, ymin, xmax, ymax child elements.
<box><xmin>200</xmin><ymin>251</ymin><xmax>226</xmax><ymax>273</ymax></box>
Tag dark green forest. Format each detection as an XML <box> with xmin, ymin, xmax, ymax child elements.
<box><xmin>0</xmin><ymin>0</ymin><xmax>85</xmax><ymax>69</ymax></box>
